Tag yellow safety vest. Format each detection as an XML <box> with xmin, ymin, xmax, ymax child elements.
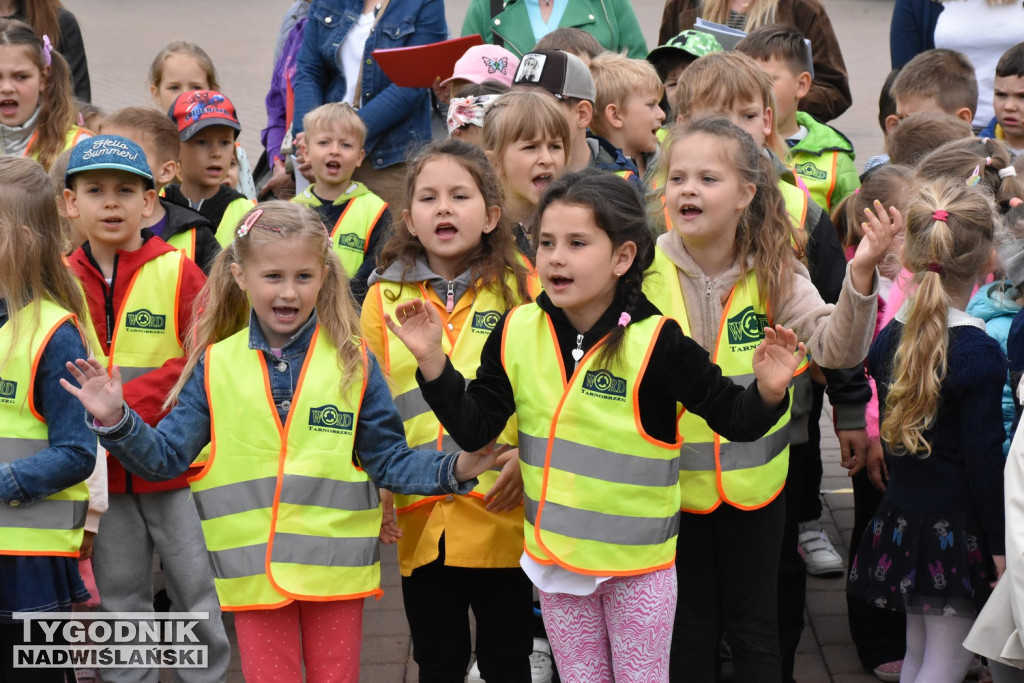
<box><xmin>214</xmin><ymin>197</ymin><xmax>257</xmax><ymax>247</ymax></box>
<box><xmin>0</xmin><ymin>300</ymin><xmax>89</xmax><ymax>556</ymax></box>
<box><xmin>374</xmin><ymin>279</ymin><xmax>518</xmax><ymax>510</ymax></box>
<box><xmin>503</xmin><ymin>305</ymin><xmax>681</xmax><ymax>576</ymax></box>
<box><xmin>779</xmin><ymin>179</ymin><xmax>809</xmax><ymax>235</ymax></box>
<box><xmin>645</xmin><ymin>248</ymin><xmax>804</xmax><ymax>513</ymax></box>
<box><xmin>165</xmin><ymin>230</ymin><xmax>197</xmax><ymax>262</ymax></box>
<box><xmin>294</xmin><ymin>189</ymin><xmax>388</xmax><ymax>278</ymax></box>
<box><xmin>25</xmin><ymin>126</ymin><xmax>91</xmax><ymax>163</ymax></box>
<box><xmin>106</xmin><ymin>250</ymin><xmax>187</xmax><ymax>384</ymax></box>
<box><xmin>191</xmin><ymin>326</ymin><xmax>383</xmax><ymax>610</ymax></box>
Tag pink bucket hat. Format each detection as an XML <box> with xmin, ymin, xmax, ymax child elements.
<box><xmin>439</xmin><ymin>44</ymin><xmax>520</xmax><ymax>89</ymax></box>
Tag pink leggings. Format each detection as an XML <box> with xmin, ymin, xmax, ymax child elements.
<box><xmin>539</xmin><ymin>566</ymin><xmax>677</xmax><ymax>683</ymax></box>
<box><xmin>233</xmin><ymin>599</ymin><xmax>364</xmax><ymax>682</ymax></box>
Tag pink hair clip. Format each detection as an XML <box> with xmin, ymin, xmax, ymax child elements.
<box><xmin>41</xmin><ymin>34</ymin><xmax>52</xmax><ymax>67</ymax></box>
<box><xmin>617</xmin><ymin>311</ymin><xmax>631</xmax><ymax>327</ymax></box>
<box><xmin>237</xmin><ymin>208</ymin><xmax>264</xmax><ymax>238</ymax></box>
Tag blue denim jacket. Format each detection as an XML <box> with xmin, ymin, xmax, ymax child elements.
<box><xmin>292</xmin><ymin>0</ymin><xmax>447</xmax><ymax>169</ymax></box>
<box><xmin>0</xmin><ymin>299</ymin><xmax>96</xmax><ymax>505</ymax></box>
<box><xmin>93</xmin><ymin>311</ymin><xmax>473</xmax><ymax>496</ymax></box>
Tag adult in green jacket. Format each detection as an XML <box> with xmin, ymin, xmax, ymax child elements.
<box><xmin>461</xmin><ymin>0</ymin><xmax>647</xmax><ymax>59</ymax></box>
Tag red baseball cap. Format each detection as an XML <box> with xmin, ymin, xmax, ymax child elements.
<box><xmin>168</xmin><ymin>90</ymin><xmax>242</xmax><ymax>142</ymax></box>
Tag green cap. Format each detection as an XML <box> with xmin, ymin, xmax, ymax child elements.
<box><xmin>647</xmin><ymin>30</ymin><xmax>724</xmax><ymax>65</ymax></box>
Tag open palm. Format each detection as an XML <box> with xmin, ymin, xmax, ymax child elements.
<box><xmin>60</xmin><ymin>358</ymin><xmax>126</xmax><ymax>427</ymax></box>
<box><xmin>751</xmin><ymin>325</ymin><xmax>807</xmax><ymax>402</ymax></box>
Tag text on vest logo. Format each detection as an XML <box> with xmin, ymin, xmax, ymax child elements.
<box><xmin>309</xmin><ymin>404</ymin><xmax>355</xmax><ymax>433</ymax></box>
<box><xmin>794</xmin><ymin>162</ymin><xmax>827</xmax><ymax>181</ymax></box>
<box><xmin>727</xmin><ymin>306</ymin><xmax>768</xmax><ymax>351</ymax></box>
<box><xmin>581</xmin><ymin>369</ymin><xmax>627</xmax><ymax>402</ymax></box>
<box><xmin>336</xmin><ymin>233</ymin><xmax>365</xmax><ymax>252</ymax></box>
<box><xmin>0</xmin><ymin>378</ymin><xmax>16</xmax><ymax>403</ymax></box>
<box><xmin>125</xmin><ymin>309</ymin><xmax>167</xmax><ymax>333</ymax></box>
<box><xmin>471</xmin><ymin>310</ymin><xmax>501</xmax><ymax>332</ymax></box>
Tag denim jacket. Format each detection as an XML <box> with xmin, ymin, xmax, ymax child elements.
<box><xmin>93</xmin><ymin>311</ymin><xmax>474</xmax><ymax>496</ymax></box>
<box><xmin>292</xmin><ymin>0</ymin><xmax>447</xmax><ymax>169</ymax></box>
<box><xmin>0</xmin><ymin>299</ymin><xmax>96</xmax><ymax>506</ymax></box>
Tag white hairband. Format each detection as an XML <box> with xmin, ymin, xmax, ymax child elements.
<box><xmin>999</xmin><ymin>166</ymin><xmax>1018</xmax><ymax>179</ymax></box>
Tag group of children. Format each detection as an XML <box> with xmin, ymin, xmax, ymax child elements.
<box><xmin>5</xmin><ymin>7</ymin><xmax>1024</xmax><ymax>683</ymax></box>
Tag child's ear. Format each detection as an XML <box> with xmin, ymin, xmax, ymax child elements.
<box><xmin>613</xmin><ymin>240</ymin><xmax>637</xmax><ymax>275</ymax></box>
<box><xmin>605</xmin><ymin>103</ymin><xmax>625</xmax><ymax>130</ymax></box>
<box><xmin>484</xmin><ymin>148</ymin><xmax>501</xmax><ymax>175</ymax></box>
<box><xmin>401</xmin><ymin>209</ymin><xmax>417</xmax><ymax>237</ymax></box>
<box><xmin>63</xmin><ymin>188</ymin><xmax>80</xmax><ymax>219</ymax></box>
<box><xmin>737</xmin><ymin>181</ymin><xmax>756</xmax><ymax>211</ymax></box>
<box><xmin>482</xmin><ymin>205</ymin><xmax>501</xmax><ymax>234</ymax></box>
<box><xmin>576</xmin><ymin>100</ymin><xmax>594</xmax><ymax>130</ymax></box>
<box><xmin>885</xmin><ymin>114</ymin><xmax>900</xmax><ymax>134</ymax></box>
<box><xmin>954</xmin><ymin>107</ymin><xmax>974</xmax><ymax>124</ymax></box>
<box><xmin>797</xmin><ymin>72</ymin><xmax>812</xmax><ymax>99</ymax></box>
<box><xmin>154</xmin><ymin>159</ymin><xmax>178</xmax><ymax>188</ymax></box>
<box><xmin>149</xmin><ymin>83</ymin><xmax>160</xmax><ymax>106</ymax></box>
<box><xmin>141</xmin><ymin>188</ymin><xmax>157</xmax><ymax>219</ymax></box>
<box><xmin>230</xmin><ymin>262</ymin><xmax>247</xmax><ymax>290</ymax></box>
<box><xmin>761</xmin><ymin>106</ymin><xmax>774</xmax><ymax>140</ymax></box>
<box><xmin>356</xmin><ymin>148</ymin><xmax>366</xmax><ymax>168</ymax></box>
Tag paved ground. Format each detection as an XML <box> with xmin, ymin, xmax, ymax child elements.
<box><xmin>66</xmin><ymin>0</ymin><xmax>911</xmax><ymax>680</ymax></box>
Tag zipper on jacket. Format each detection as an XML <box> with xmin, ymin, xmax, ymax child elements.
<box><xmin>572</xmin><ymin>333</ymin><xmax>584</xmax><ymax>373</ymax></box>
<box><xmin>703</xmin><ymin>277</ymin><xmax>715</xmax><ymax>350</ymax></box>
<box><xmin>445</xmin><ymin>280</ymin><xmax>455</xmax><ymax>313</ymax></box>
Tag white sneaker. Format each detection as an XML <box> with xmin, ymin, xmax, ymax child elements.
<box><xmin>797</xmin><ymin>524</ymin><xmax>845</xmax><ymax>576</ymax></box>
<box><xmin>468</xmin><ymin>639</ymin><xmax>553</xmax><ymax>683</ymax></box>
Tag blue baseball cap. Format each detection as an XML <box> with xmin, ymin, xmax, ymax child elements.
<box><xmin>65</xmin><ymin>135</ymin><xmax>155</xmax><ymax>189</ymax></box>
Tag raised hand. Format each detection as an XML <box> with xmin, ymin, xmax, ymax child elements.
<box><xmin>851</xmin><ymin>200</ymin><xmax>904</xmax><ymax>295</ymax></box>
<box><xmin>60</xmin><ymin>358</ymin><xmax>126</xmax><ymax>427</ymax></box>
<box><xmin>383</xmin><ymin>299</ymin><xmax>448</xmax><ymax>381</ymax></box>
<box><xmin>751</xmin><ymin>325</ymin><xmax>807</xmax><ymax>407</ymax></box>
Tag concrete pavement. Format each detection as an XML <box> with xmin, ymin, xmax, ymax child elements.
<box><xmin>67</xmin><ymin>0</ymin><xmax>903</xmax><ymax>679</ymax></box>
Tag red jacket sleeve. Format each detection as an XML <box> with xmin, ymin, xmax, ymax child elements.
<box><xmin>120</xmin><ymin>258</ymin><xmax>206</xmax><ymax>426</ymax></box>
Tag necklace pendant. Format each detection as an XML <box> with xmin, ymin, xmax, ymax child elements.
<box><xmin>571</xmin><ymin>348</ymin><xmax>584</xmax><ymax>363</ymax></box>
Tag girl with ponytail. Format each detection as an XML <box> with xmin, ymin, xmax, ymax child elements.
<box><xmin>848</xmin><ymin>178</ymin><xmax>1006</xmax><ymax>683</ymax></box>
<box><xmin>0</xmin><ymin>19</ymin><xmax>89</xmax><ymax>170</ymax></box>
<box><xmin>385</xmin><ymin>169</ymin><xmax>809</xmax><ymax>682</ymax></box>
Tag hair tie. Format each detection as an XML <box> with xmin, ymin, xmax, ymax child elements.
<box><xmin>966</xmin><ymin>165</ymin><xmax>982</xmax><ymax>187</ymax></box>
<box><xmin>237</xmin><ymin>208</ymin><xmax>264</xmax><ymax>238</ymax></box>
<box><xmin>1010</xmin><ymin>197</ymin><xmax>1023</xmax><ymax>208</ymax></box>
<box><xmin>999</xmin><ymin>166</ymin><xmax>1018</xmax><ymax>179</ymax></box>
<box><xmin>617</xmin><ymin>311</ymin><xmax>631</xmax><ymax>327</ymax></box>
<box><xmin>986</xmin><ymin>156</ymin><xmax>993</xmax><ymax>167</ymax></box>
<box><xmin>926</xmin><ymin>263</ymin><xmax>943</xmax><ymax>274</ymax></box>
<box><xmin>41</xmin><ymin>34</ymin><xmax>52</xmax><ymax>67</ymax></box>
<box><xmin>983</xmin><ymin>137</ymin><xmax>990</xmax><ymax>145</ymax></box>
<box><xmin>931</xmin><ymin>209</ymin><xmax>949</xmax><ymax>222</ymax></box>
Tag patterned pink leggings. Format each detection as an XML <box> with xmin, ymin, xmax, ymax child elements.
<box><xmin>233</xmin><ymin>598</ymin><xmax>364</xmax><ymax>682</ymax></box>
<box><xmin>539</xmin><ymin>566</ymin><xmax>677</xmax><ymax>683</ymax></box>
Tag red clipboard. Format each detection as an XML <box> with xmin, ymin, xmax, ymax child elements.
<box><xmin>372</xmin><ymin>35</ymin><xmax>485</xmax><ymax>88</ymax></box>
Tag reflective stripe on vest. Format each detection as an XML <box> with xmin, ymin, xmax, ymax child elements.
<box><xmin>374</xmin><ymin>278</ymin><xmax>519</xmax><ymax>514</ymax></box>
<box><xmin>194</xmin><ymin>326</ymin><xmax>382</xmax><ymax>610</ymax></box>
<box><xmin>329</xmin><ymin>194</ymin><xmax>387</xmax><ymax>278</ymax></box>
<box><xmin>0</xmin><ymin>300</ymin><xmax>89</xmax><ymax>556</ymax></box>
<box><xmin>502</xmin><ymin>305</ymin><xmax>681</xmax><ymax>576</ymax></box>
<box><xmin>166</xmin><ymin>230</ymin><xmax>198</xmax><ymax>262</ymax></box>
<box><xmin>644</xmin><ymin>249</ymin><xmax>803</xmax><ymax>513</ymax></box>
<box><xmin>107</xmin><ymin>250</ymin><xmax>186</xmax><ymax>383</ymax></box>
<box><xmin>215</xmin><ymin>198</ymin><xmax>257</xmax><ymax>247</ymax></box>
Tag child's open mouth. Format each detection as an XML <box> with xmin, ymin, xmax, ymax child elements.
<box><xmin>0</xmin><ymin>99</ymin><xmax>18</xmax><ymax>117</ymax></box>
<box><xmin>206</xmin><ymin>165</ymin><xmax>223</xmax><ymax>177</ymax></box>
<box><xmin>273</xmin><ymin>306</ymin><xmax>299</xmax><ymax>322</ymax></box>
<box><xmin>435</xmin><ymin>223</ymin><xmax>458</xmax><ymax>240</ymax></box>
<box><xmin>101</xmin><ymin>217</ymin><xmax>124</xmax><ymax>229</ymax></box>
<box><xmin>548</xmin><ymin>275</ymin><xmax>573</xmax><ymax>291</ymax></box>
<box><xmin>325</xmin><ymin>161</ymin><xmax>341</xmax><ymax>172</ymax></box>
<box><xmin>532</xmin><ymin>173</ymin><xmax>553</xmax><ymax>191</ymax></box>
<box><xmin>679</xmin><ymin>205</ymin><xmax>702</xmax><ymax>218</ymax></box>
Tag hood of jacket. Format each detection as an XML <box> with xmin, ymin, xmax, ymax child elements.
<box><xmin>790</xmin><ymin>111</ymin><xmax>854</xmax><ymax>156</ymax></box>
<box><xmin>368</xmin><ymin>256</ymin><xmax>475</xmax><ymax>306</ymax></box>
<box><xmin>967</xmin><ymin>280</ymin><xmax>1022</xmax><ymax>322</ymax></box>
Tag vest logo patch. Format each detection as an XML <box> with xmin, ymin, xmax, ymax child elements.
<box><xmin>0</xmin><ymin>378</ymin><xmax>16</xmax><ymax>403</ymax></box>
<box><xmin>309</xmin><ymin>404</ymin><xmax>354</xmax><ymax>433</ymax></box>
<box><xmin>581</xmin><ymin>369</ymin><xmax>627</xmax><ymax>402</ymax></box>
<box><xmin>125</xmin><ymin>308</ymin><xmax>167</xmax><ymax>333</ymax></box>
<box><xmin>795</xmin><ymin>161</ymin><xmax>827</xmax><ymax>181</ymax></box>
<box><xmin>471</xmin><ymin>310</ymin><xmax>501</xmax><ymax>332</ymax></box>
<box><xmin>336</xmin><ymin>232</ymin><xmax>365</xmax><ymax>252</ymax></box>
<box><xmin>727</xmin><ymin>306</ymin><xmax>768</xmax><ymax>351</ymax></box>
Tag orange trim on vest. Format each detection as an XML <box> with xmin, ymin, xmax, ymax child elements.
<box><xmin>27</xmin><ymin>312</ymin><xmax>75</xmax><ymax>422</ymax></box>
<box><xmin>633</xmin><ymin>317</ymin><xmax>682</xmax><ymax>449</ymax></box>
<box><xmin>188</xmin><ymin>345</ymin><xmax>219</xmax><ymax>485</ymax></box>
<box><xmin>824</xmin><ymin>154</ymin><xmax>839</xmax><ymax>208</ymax></box>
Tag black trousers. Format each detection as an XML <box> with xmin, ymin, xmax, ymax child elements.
<box><xmin>670</xmin><ymin>495</ymin><xmax>786</xmax><ymax>683</ymax></box>
<box><xmin>0</xmin><ymin>620</ymin><xmax>72</xmax><ymax>683</ymax></box>
<box><xmin>846</xmin><ymin>468</ymin><xmax>906</xmax><ymax>669</ymax></box>
<box><xmin>401</xmin><ymin>538</ymin><xmax>534</xmax><ymax>683</ymax></box>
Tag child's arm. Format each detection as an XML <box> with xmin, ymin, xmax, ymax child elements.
<box><xmin>61</xmin><ymin>356</ymin><xmax>212</xmax><ymax>483</ymax></box>
<box><xmin>0</xmin><ymin>323</ymin><xmax>96</xmax><ymax>506</ymax></box>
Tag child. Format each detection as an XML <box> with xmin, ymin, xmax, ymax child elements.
<box><xmin>645</xmin><ymin>117</ymin><xmax>895</xmax><ymax>681</ymax></box>
<box><xmin>99</xmin><ymin>106</ymin><xmax>220</xmax><ymax>273</ymax></box>
<box><xmin>646</xmin><ymin>30</ymin><xmax>723</xmax><ymax>117</ymax></box>
<box><xmin>436</xmin><ymin>43</ymin><xmax>520</xmax><ymax>103</ymax></box>
<box><xmin>863</xmin><ymin>68</ymin><xmax>901</xmax><ymax>176</ymax></box>
<box><xmin>887</xmin><ymin>112</ymin><xmax>973</xmax><ymax>167</ymax></box>
<box><xmin>62</xmin><ymin>135</ymin><xmax>231</xmax><ymax>681</ymax></box>
<box><xmin>384</xmin><ymin>168</ymin><xmax>808</xmax><ymax>682</ymax></box>
<box><xmin>148</xmin><ymin>41</ymin><xmax>257</xmax><ymax>200</ymax></box>
<box><xmin>511</xmin><ymin>50</ymin><xmax>596</xmax><ymax>173</ymax></box>
<box><xmin>848</xmin><ymin>178</ymin><xmax>1006</xmax><ymax>683</ymax></box>
<box><xmin>532</xmin><ymin>28</ymin><xmax>605</xmax><ymax>62</ymax></box>
<box><xmin>917</xmin><ymin>136</ymin><xmax>1024</xmax><ymax>212</ymax></box>
<box><xmin>587</xmin><ymin>52</ymin><xmax>665</xmax><ymax>180</ymax></box>
<box><xmin>0</xmin><ymin>19</ymin><xmax>90</xmax><ymax>170</ymax></box>
<box><xmin>887</xmin><ymin>49</ymin><xmax>977</xmax><ymax>129</ymax></box>
<box><xmin>482</xmin><ymin>89</ymin><xmax>571</xmax><ymax>256</ymax></box>
<box><xmin>63</xmin><ymin>201</ymin><xmax>505</xmax><ymax>682</ymax></box>
<box><xmin>981</xmin><ymin>42</ymin><xmax>1024</xmax><ymax>155</ymax></box>
<box><xmin>447</xmin><ymin>81</ymin><xmax>507</xmax><ymax>149</ymax></box>
<box><xmin>737</xmin><ymin>25</ymin><xmax>859</xmax><ymax>212</ymax></box>
<box><xmin>163</xmin><ymin>90</ymin><xmax>256</xmax><ymax>247</ymax></box>
<box><xmin>292</xmin><ymin>102</ymin><xmax>391</xmax><ymax>304</ymax></box>
<box><xmin>361</xmin><ymin>138</ymin><xmax>537</xmax><ymax>681</ymax></box>
<box><xmin>0</xmin><ymin>156</ymin><xmax>96</xmax><ymax>683</ymax></box>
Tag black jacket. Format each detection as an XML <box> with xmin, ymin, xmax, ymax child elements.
<box><xmin>159</xmin><ymin>199</ymin><xmax>220</xmax><ymax>275</ymax></box>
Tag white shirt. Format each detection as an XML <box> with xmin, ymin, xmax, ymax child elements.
<box><xmin>340</xmin><ymin>11</ymin><xmax>375</xmax><ymax>106</ymax></box>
